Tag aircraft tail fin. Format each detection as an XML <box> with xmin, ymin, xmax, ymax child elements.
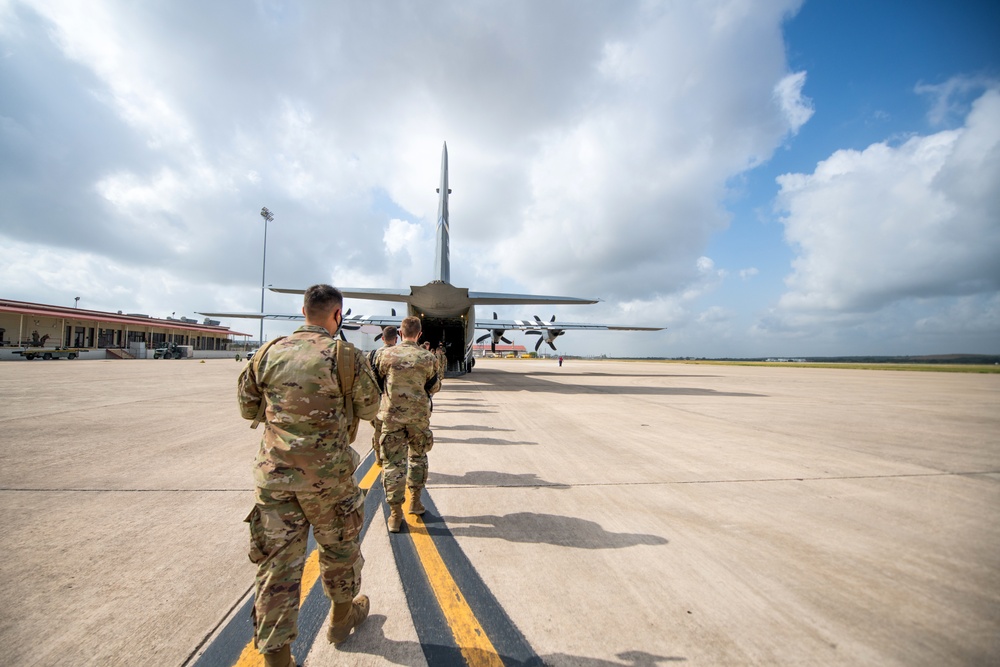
<box><xmin>434</xmin><ymin>141</ymin><xmax>451</xmax><ymax>283</ymax></box>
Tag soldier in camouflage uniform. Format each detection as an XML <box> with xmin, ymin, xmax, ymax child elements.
<box><xmin>368</xmin><ymin>325</ymin><xmax>397</xmax><ymax>466</ymax></box>
<box><xmin>435</xmin><ymin>343</ymin><xmax>447</xmax><ymax>381</ymax></box>
<box><xmin>375</xmin><ymin>316</ymin><xmax>441</xmax><ymax>532</ymax></box>
<box><xmin>238</xmin><ymin>285</ymin><xmax>380</xmax><ymax>667</ymax></box>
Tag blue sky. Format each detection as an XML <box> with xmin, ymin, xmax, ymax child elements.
<box><xmin>1</xmin><ymin>0</ymin><xmax>997</xmax><ymax>357</ymax></box>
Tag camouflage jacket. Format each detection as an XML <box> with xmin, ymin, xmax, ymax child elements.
<box><xmin>238</xmin><ymin>325</ymin><xmax>379</xmax><ymax>491</ymax></box>
<box><xmin>376</xmin><ymin>340</ymin><xmax>441</xmax><ymax>428</ymax></box>
<box><xmin>435</xmin><ymin>347</ymin><xmax>446</xmax><ymax>380</ymax></box>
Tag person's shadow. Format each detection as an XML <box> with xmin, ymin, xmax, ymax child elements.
<box><xmin>427</xmin><ymin>512</ymin><xmax>668</xmax><ymax>549</ymax></box>
<box><xmin>334</xmin><ymin>615</ymin><xmax>686</xmax><ymax>666</ymax></box>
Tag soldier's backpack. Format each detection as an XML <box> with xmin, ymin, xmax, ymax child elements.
<box><xmin>247</xmin><ymin>336</ymin><xmax>285</xmax><ymax>429</ymax></box>
<box><xmin>247</xmin><ymin>336</ymin><xmax>361</xmax><ymax>443</ymax></box>
<box><xmin>335</xmin><ymin>339</ymin><xmax>361</xmax><ymax>443</ymax></box>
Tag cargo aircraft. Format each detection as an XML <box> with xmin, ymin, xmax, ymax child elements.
<box><xmin>201</xmin><ymin>143</ymin><xmax>662</xmax><ymax>374</ymax></box>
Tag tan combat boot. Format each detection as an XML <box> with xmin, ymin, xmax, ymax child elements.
<box><xmin>387</xmin><ymin>504</ymin><xmax>404</xmax><ymax>533</ymax></box>
<box><xmin>327</xmin><ymin>594</ymin><xmax>370</xmax><ymax>645</ymax></box>
<box><xmin>407</xmin><ymin>487</ymin><xmax>425</xmax><ymax>515</ymax></box>
<box><xmin>262</xmin><ymin>644</ymin><xmax>295</xmax><ymax>667</ymax></box>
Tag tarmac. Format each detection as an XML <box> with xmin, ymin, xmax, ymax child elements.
<box><xmin>0</xmin><ymin>357</ymin><xmax>997</xmax><ymax>666</ymax></box>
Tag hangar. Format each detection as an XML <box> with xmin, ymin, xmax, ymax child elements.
<box><xmin>0</xmin><ymin>298</ymin><xmax>249</xmax><ymax>360</ymax></box>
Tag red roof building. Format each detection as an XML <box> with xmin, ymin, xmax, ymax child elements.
<box><xmin>0</xmin><ymin>298</ymin><xmax>248</xmax><ymax>351</ymax></box>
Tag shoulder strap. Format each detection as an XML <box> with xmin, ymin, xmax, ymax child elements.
<box><xmin>336</xmin><ymin>339</ymin><xmax>356</xmax><ymax>423</ymax></box>
<box><xmin>336</xmin><ymin>339</ymin><xmax>361</xmax><ymax>443</ymax></box>
<box><xmin>249</xmin><ymin>336</ymin><xmax>285</xmax><ymax>429</ymax></box>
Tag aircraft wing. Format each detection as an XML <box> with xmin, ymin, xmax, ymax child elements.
<box><xmin>477</xmin><ymin>317</ymin><xmax>662</xmax><ymax>332</ymax></box>
<box><xmin>197</xmin><ymin>311</ymin><xmax>304</xmax><ymax>321</ymax></box>
<box><xmin>196</xmin><ymin>309</ymin><xmax>403</xmax><ymax>332</ymax></box>
<box><xmin>342</xmin><ymin>313</ymin><xmax>403</xmax><ymax>328</ymax></box>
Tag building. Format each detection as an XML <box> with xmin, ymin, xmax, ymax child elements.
<box><xmin>0</xmin><ymin>298</ymin><xmax>250</xmax><ymax>360</ymax></box>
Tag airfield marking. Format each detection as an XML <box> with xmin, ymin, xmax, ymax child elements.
<box><xmin>403</xmin><ymin>493</ymin><xmax>505</xmax><ymax>667</ymax></box>
<box><xmin>195</xmin><ymin>448</ymin><xmax>533</xmax><ymax>667</ymax></box>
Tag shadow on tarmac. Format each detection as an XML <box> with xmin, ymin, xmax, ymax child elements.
<box><xmin>521</xmin><ymin>370</ymin><xmax>715</xmax><ymax>379</ymax></box>
<box><xmin>428</xmin><ymin>512</ymin><xmax>668</xmax><ymax>549</ymax></box>
<box><xmin>434</xmin><ymin>435</ymin><xmax>539</xmax><ymax>445</ymax></box>
<box><xmin>341</xmin><ymin>615</ymin><xmax>685</xmax><ymax>665</ymax></box>
<box><xmin>429</xmin><ymin>470</ymin><xmax>569</xmax><ymax>488</ymax></box>
<box><xmin>432</xmin><ymin>424</ymin><xmax>514</xmax><ymax>432</ymax></box>
<box><xmin>446</xmin><ymin>371</ymin><xmax>764</xmax><ymax>397</ymax></box>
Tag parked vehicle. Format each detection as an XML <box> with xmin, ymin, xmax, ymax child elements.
<box><xmin>153</xmin><ymin>343</ymin><xmax>184</xmax><ymax>359</ymax></box>
<box><xmin>14</xmin><ymin>347</ymin><xmax>82</xmax><ymax>360</ymax></box>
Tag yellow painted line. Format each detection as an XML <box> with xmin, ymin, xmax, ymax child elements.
<box><xmin>233</xmin><ymin>461</ymin><xmax>383</xmax><ymax>666</ymax></box>
<box><xmin>359</xmin><ymin>460</ymin><xmax>382</xmax><ymax>492</ymax></box>
<box><xmin>405</xmin><ymin>491</ymin><xmax>506</xmax><ymax>667</ymax></box>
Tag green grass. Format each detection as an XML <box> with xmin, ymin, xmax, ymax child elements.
<box><xmin>629</xmin><ymin>360</ymin><xmax>1000</xmax><ymax>373</ymax></box>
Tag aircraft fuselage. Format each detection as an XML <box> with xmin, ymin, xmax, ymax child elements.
<box><xmin>407</xmin><ymin>281</ymin><xmax>475</xmax><ymax>373</ymax></box>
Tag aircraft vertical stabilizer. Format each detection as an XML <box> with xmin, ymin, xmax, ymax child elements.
<box><xmin>199</xmin><ymin>142</ymin><xmax>662</xmax><ymax>376</ymax></box>
<box><xmin>435</xmin><ymin>141</ymin><xmax>451</xmax><ymax>284</ymax></box>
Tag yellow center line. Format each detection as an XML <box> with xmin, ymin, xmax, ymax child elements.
<box><xmin>405</xmin><ymin>491</ymin><xmax>505</xmax><ymax>667</ymax></box>
<box><xmin>231</xmin><ymin>460</ymin><xmax>503</xmax><ymax>667</ymax></box>
<box><xmin>233</xmin><ymin>461</ymin><xmax>383</xmax><ymax>667</ymax></box>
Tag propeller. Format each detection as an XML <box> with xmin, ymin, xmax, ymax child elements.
<box><xmin>373</xmin><ymin>309</ymin><xmax>398</xmax><ymax>342</ymax></box>
<box><xmin>525</xmin><ymin>315</ymin><xmax>564</xmax><ymax>351</ymax></box>
<box><xmin>476</xmin><ymin>312</ymin><xmax>512</xmax><ymax>353</ymax></box>
<box><xmin>338</xmin><ymin>308</ymin><xmax>355</xmax><ymax>341</ymax></box>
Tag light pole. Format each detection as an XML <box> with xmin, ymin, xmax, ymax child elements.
<box><xmin>259</xmin><ymin>207</ymin><xmax>274</xmax><ymax>346</ymax></box>
<box><xmin>74</xmin><ymin>297</ymin><xmax>80</xmax><ymax>308</ymax></box>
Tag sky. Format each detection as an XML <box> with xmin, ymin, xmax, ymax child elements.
<box><xmin>1</xmin><ymin>0</ymin><xmax>998</xmax><ymax>358</ymax></box>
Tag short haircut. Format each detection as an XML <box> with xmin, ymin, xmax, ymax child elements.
<box><xmin>382</xmin><ymin>326</ymin><xmax>398</xmax><ymax>342</ymax></box>
<box><xmin>303</xmin><ymin>284</ymin><xmax>343</xmax><ymax>320</ymax></box>
<box><xmin>400</xmin><ymin>316</ymin><xmax>421</xmax><ymax>338</ymax></box>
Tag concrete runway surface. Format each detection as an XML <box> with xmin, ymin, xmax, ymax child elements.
<box><xmin>1</xmin><ymin>358</ymin><xmax>997</xmax><ymax>666</ymax></box>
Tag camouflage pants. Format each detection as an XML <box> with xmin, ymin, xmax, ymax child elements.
<box><xmin>246</xmin><ymin>484</ymin><xmax>365</xmax><ymax>653</ymax></box>
<box><xmin>378</xmin><ymin>423</ymin><xmax>433</xmax><ymax>505</ymax></box>
<box><xmin>371</xmin><ymin>418</ymin><xmax>383</xmax><ymax>464</ymax></box>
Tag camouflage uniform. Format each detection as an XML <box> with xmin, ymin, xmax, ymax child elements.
<box><xmin>376</xmin><ymin>341</ymin><xmax>441</xmax><ymax>505</ymax></box>
<box><xmin>435</xmin><ymin>345</ymin><xmax>447</xmax><ymax>381</ymax></box>
<box><xmin>368</xmin><ymin>344</ymin><xmax>393</xmax><ymax>465</ymax></box>
<box><xmin>238</xmin><ymin>324</ymin><xmax>379</xmax><ymax>654</ymax></box>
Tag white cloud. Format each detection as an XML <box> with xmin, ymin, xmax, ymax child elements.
<box><xmin>916</xmin><ymin>75</ymin><xmax>999</xmax><ymax>126</ymax></box>
<box><xmin>764</xmin><ymin>85</ymin><xmax>1000</xmax><ymax>351</ymax></box>
<box><xmin>481</xmin><ymin>0</ymin><xmax>803</xmax><ymax>301</ymax></box>
<box><xmin>773</xmin><ymin>71</ymin><xmax>814</xmax><ymax>135</ymax></box>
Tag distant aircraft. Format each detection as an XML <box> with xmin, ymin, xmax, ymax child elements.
<box><xmin>201</xmin><ymin>142</ymin><xmax>662</xmax><ymax>374</ymax></box>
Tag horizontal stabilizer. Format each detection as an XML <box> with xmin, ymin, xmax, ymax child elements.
<box><xmin>270</xmin><ymin>287</ymin><xmax>412</xmax><ymax>303</ymax></box>
<box><xmin>468</xmin><ymin>291</ymin><xmax>598</xmax><ymax>306</ymax></box>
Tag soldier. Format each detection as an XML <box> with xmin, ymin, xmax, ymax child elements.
<box><xmin>435</xmin><ymin>342</ymin><xmax>447</xmax><ymax>381</ymax></box>
<box><xmin>368</xmin><ymin>325</ymin><xmax>398</xmax><ymax>466</ymax></box>
<box><xmin>238</xmin><ymin>285</ymin><xmax>380</xmax><ymax>667</ymax></box>
<box><xmin>376</xmin><ymin>316</ymin><xmax>441</xmax><ymax>533</ymax></box>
